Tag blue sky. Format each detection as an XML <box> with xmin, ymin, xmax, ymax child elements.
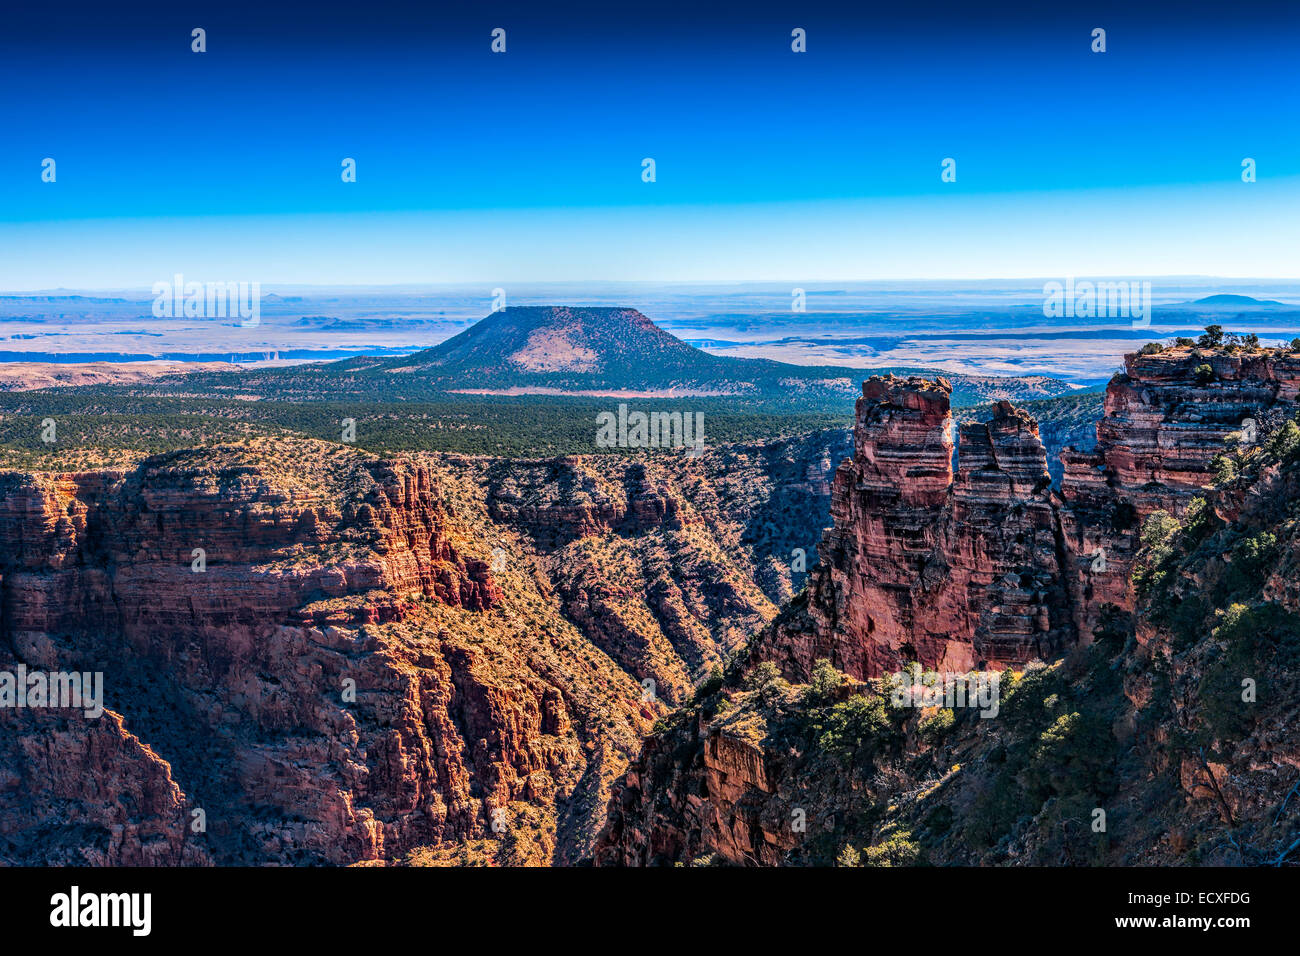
<box><xmin>1</xmin><ymin>0</ymin><xmax>1298</xmax><ymax>286</ymax></box>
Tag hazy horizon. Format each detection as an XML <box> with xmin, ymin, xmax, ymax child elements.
<box><xmin>6</xmin><ymin>277</ymin><xmax>1300</xmax><ymax>297</ymax></box>
<box><xmin>4</xmin><ymin>279</ymin><xmax>1300</xmax><ymax>383</ymax></box>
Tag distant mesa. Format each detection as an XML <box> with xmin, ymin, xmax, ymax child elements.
<box><xmin>371</xmin><ymin>305</ymin><xmax>1075</xmax><ymax>406</ymax></box>
<box><xmin>1190</xmin><ymin>294</ymin><xmax>1284</xmax><ymax>306</ymax></box>
<box><xmin>383</xmin><ymin>306</ymin><xmax>701</xmax><ymax>378</ymax></box>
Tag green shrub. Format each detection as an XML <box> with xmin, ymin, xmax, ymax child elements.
<box><xmin>1270</xmin><ymin>421</ymin><xmax>1300</xmax><ymax>459</ymax></box>
<box><xmin>814</xmin><ymin>692</ymin><xmax>896</xmax><ymax>765</ymax></box>
<box><xmin>805</xmin><ymin>658</ymin><xmax>844</xmax><ymax>703</ymax></box>
<box><xmin>692</xmin><ymin>664</ymin><xmax>724</xmax><ymax>702</ymax></box>
<box><xmin>918</xmin><ymin>707</ymin><xmax>956</xmax><ymax>743</ymax></box>
<box><xmin>1198</xmin><ymin>325</ymin><xmax>1224</xmax><ymax>348</ymax></box>
<box><xmin>744</xmin><ymin>661</ymin><xmax>788</xmax><ymax>706</ymax></box>
<box><xmin>1133</xmin><ymin>510</ymin><xmax>1182</xmax><ymax>597</ymax></box>
<box><xmin>836</xmin><ymin>844</ymin><xmax>862</xmax><ymax>867</ymax></box>
<box><xmin>1233</xmin><ymin>531</ymin><xmax>1277</xmax><ymax>568</ymax></box>
<box><xmin>862</xmin><ymin>826</ymin><xmax>920</xmax><ymax>867</ymax></box>
<box><xmin>1140</xmin><ymin>510</ymin><xmax>1181</xmax><ymax>550</ymax></box>
<box><xmin>1211</xmin><ymin>453</ymin><xmax>1237</xmax><ymax>484</ymax></box>
<box><xmin>1220</xmin><ymin>531</ymin><xmax>1279</xmax><ymax>598</ymax></box>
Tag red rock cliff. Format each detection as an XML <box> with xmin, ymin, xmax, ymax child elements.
<box><xmin>767</xmin><ymin>376</ymin><xmax>1070</xmax><ymax>679</ymax></box>
<box><xmin>1059</xmin><ymin>346</ymin><xmax>1300</xmax><ymax>637</ymax></box>
<box><xmin>594</xmin><ymin>345</ymin><xmax>1300</xmax><ymax>868</ymax></box>
<box><xmin>0</xmin><ymin>442</ymin><xmax>621</xmax><ymax>866</ymax></box>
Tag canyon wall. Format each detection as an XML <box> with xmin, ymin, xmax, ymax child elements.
<box><xmin>0</xmin><ymin>443</ymin><xmax>584</xmax><ymax>866</ymax></box>
<box><xmin>1059</xmin><ymin>347</ymin><xmax>1300</xmax><ymax>637</ymax></box>
<box><xmin>0</xmin><ymin>430</ymin><xmax>847</xmax><ymax>865</ymax></box>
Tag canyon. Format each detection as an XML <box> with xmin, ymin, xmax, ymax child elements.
<box><xmin>0</xmin><ymin>430</ymin><xmax>846</xmax><ymax>865</ymax></box>
<box><xmin>5</xmin><ymin>344</ymin><xmax>1299</xmax><ymax>867</ymax></box>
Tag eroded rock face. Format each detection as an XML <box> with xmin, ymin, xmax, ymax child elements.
<box><xmin>0</xmin><ymin>444</ymin><xmax>615</xmax><ymax>866</ymax></box>
<box><xmin>0</xmin><ymin>428</ymin><xmax>851</xmax><ymax>866</ymax></box>
<box><xmin>0</xmin><ymin>708</ymin><xmax>212</xmax><ymax>866</ymax></box>
<box><xmin>754</xmin><ymin>356</ymin><xmax>1300</xmax><ymax>686</ymax></box>
<box><xmin>787</xmin><ymin>377</ymin><xmax>958</xmax><ymax>676</ymax></box>
<box><xmin>477</xmin><ymin>434</ymin><xmax>850</xmax><ymax>706</ymax></box>
<box><xmin>1</xmin><ymin>457</ymin><xmax>498</xmax><ymax>651</ymax></box>
<box><xmin>953</xmin><ymin>402</ymin><xmax>1071</xmax><ymax>666</ymax></box>
<box><xmin>1058</xmin><ymin>348</ymin><xmax>1300</xmax><ymax>638</ymax></box>
<box><xmin>766</xmin><ymin>377</ymin><xmax>1070</xmax><ymax>680</ymax></box>
<box><xmin>1095</xmin><ymin>351</ymin><xmax>1300</xmax><ymax>509</ymax></box>
<box><xmin>592</xmin><ymin>711</ymin><xmax>803</xmax><ymax>868</ymax></box>
<box><xmin>763</xmin><ymin>353</ymin><xmax>1300</xmax><ymax>680</ymax></box>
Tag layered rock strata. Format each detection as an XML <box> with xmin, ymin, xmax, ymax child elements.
<box><xmin>1058</xmin><ymin>347</ymin><xmax>1300</xmax><ymax>636</ymax></box>
<box><xmin>0</xmin><ymin>442</ymin><xmax>609</xmax><ymax>865</ymax></box>
<box><xmin>1</xmin><ymin>428</ymin><xmax>849</xmax><ymax>865</ymax></box>
<box><xmin>763</xmin><ymin>377</ymin><xmax>1072</xmax><ymax>680</ymax></box>
<box><xmin>770</xmin><ymin>351</ymin><xmax>1300</xmax><ymax>680</ymax></box>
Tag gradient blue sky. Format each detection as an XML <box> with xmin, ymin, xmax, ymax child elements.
<box><xmin>1</xmin><ymin>0</ymin><xmax>1297</xmax><ymax>287</ymax></box>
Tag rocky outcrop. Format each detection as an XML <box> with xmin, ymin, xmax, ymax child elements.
<box><xmin>0</xmin><ymin>455</ymin><xmax>498</xmax><ymax>650</ymax></box>
<box><xmin>953</xmin><ymin>402</ymin><xmax>1071</xmax><ymax>665</ymax></box>
<box><xmin>765</xmin><ymin>377</ymin><xmax>1071</xmax><ymax>680</ymax></box>
<box><xmin>0</xmin><ymin>707</ymin><xmax>212</xmax><ymax>866</ymax></box>
<box><xmin>1058</xmin><ymin>347</ymin><xmax>1300</xmax><ymax>637</ymax></box>
<box><xmin>594</xmin><ymin>712</ymin><xmax>801</xmax><ymax>867</ymax></box>
<box><xmin>1090</xmin><ymin>348</ymin><xmax>1300</xmax><ymax>507</ymax></box>
<box><xmin>762</xmin><ymin>351</ymin><xmax>1300</xmax><ymax>681</ymax></box>
<box><xmin>485</xmin><ymin>457</ymin><xmax>628</xmax><ymax>547</ymax></box>
<box><xmin>782</xmin><ymin>376</ymin><xmax>957</xmax><ymax>677</ymax></box>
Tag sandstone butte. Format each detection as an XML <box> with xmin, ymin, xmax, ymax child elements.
<box><xmin>755</xmin><ymin>346</ymin><xmax>1300</xmax><ymax>684</ymax></box>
